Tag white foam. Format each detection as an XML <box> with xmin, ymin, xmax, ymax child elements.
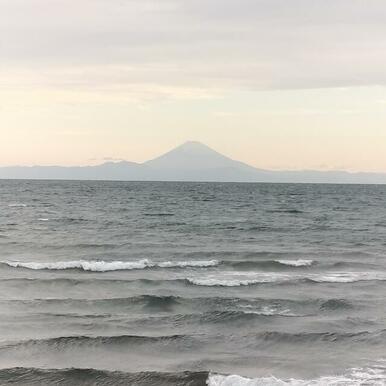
<box><xmin>188</xmin><ymin>272</ymin><xmax>290</xmax><ymax>287</ymax></box>
<box><xmin>38</xmin><ymin>218</ymin><xmax>49</xmax><ymax>222</ymax></box>
<box><xmin>8</xmin><ymin>203</ymin><xmax>27</xmax><ymax>207</ymax></box>
<box><xmin>158</xmin><ymin>260</ymin><xmax>218</xmax><ymax>268</ymax></box>
<box><xmin>276</xmin><ymin>259</ymin><xmax>314</xmax><ymax>267</ymax></box>
<box><xmin>189</xmin><ymin>278</ymin><xmax>270</xmax><ymax>287</ymax></box>
<box><xmin>188</xmin><ymin>271</ymin><xmax>386</xmax><ymax>287</ymax></box>
<box><xmin>3</xmin><ymin>259</ymin><xmax>219</xmax><ymax>272</ymax></box>
<box><xmin>207</xmin><ymin>363</ymin><xmax>386</xmax><ymax>385</ymax></box>
<box><xmin>242</xmin><ymin>306</ymin><xmax>296</xmax><ymax>317</ymax></box>
<box><xmin>310</xmin><ymin>272</ymin><xmax>386</xmax><ymax>283</ymax></box>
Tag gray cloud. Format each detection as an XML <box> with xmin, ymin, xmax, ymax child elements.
<box><xmin>1</xmin><ymin>0</ymin><xmax>385</xmax><ymax>91</ymax></box>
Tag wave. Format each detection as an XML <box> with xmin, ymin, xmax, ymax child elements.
<box><xmin>266</xmin><ymin>209</ymin><xmax>304</xmax><ymax>214</ymax></box>
<box><xmin>0</xmin><ymin>294</ymin><xmax>301</xmax><ymax>308</ymax></box>
<box><xmin>2</xmin><ymin>334</ymin><xmax>196</xmax><ymax>351</ymax></box>
<box><xmin>7</xmin><ymin>203</ymin><xmax>27</xmax><ymax>207</ymax></box>
<box><xmin>164</xmin><ymin>309</ymin><xmax>301</xmax><ymax>325</ymax></box>
<box><xmin>213</xmin><ymin>308</ymin><xmax>297</xmax><ymax>320</ymax></box>
<box><xmin>319</xmin><ymin>298</ymin><xmax>354</xmax><ymax>311</ymax></box>
<box><xmin>187</xmin><ymin>272</ymin><xmax>386</xmax><ymax>287</ymax></box>
<box><xmin>1</xmin><ymin>259</ymin><xmax>219</xmax><ymax>272</ymax></box>
<box><xmin>275</xmin><ymin>259</ymin><xmax>314</xmax><ymax>267</ymax></box>
<box><xmin>143</xmin><ymin>213</ymin><xmax>174</xmax><ymax>217</ymax></box>
<box><xmin>1</xmin><ymin>296</ymin><xmax>355</xmax><ymax>322</ymax></box>
<box><xmin>3</xmin><ymin>271</ymin><xmax>385</xmax><ymax>289</ymax></box>
<box><xmin>2</xmin><ymin>258</ymin><xmax>317</xmax><ymax>273</ymax></box>
<box><xmin>133</xmin><ymin>296</ymin><xmax>302</xmax><ymax>316</ymax></box>
<box><xmin>305</xmin><ymin>272</ymin><xmax>386</xmax><ymax>283</ymax></box>
<box><xmin>331</xmin><ymin>261</ymin><xmax>380</xmax><ymax>270</ymax></box>
<box><xmin>248</xmin><ymin>330</ymin><xmax>386</xmax><ymax>345</ymax></box>
<box><xmin>239</xmin><ymin>306</ymin><xmax>298</xmax><ymax>317</ymax></box>
<box><xmin>208</xmin><ymin>363</ymin><xmax>386</xmax><ymax>385</ymax></box>
<box><xmin>0</xmin><ymin>277</ymin><xmax>190</xmax><ymax>289</ymax></box>
<box><xmin>6</xmin><ymin>294</ymin><xmax>354</xmax><ymax>318</ymax></box>
<box><xmin>187</xmin><ymin>277</ymin><xmax>274</xmax><ymax>287</ymax></box>
<box><xmin>0</xmin><ymin>368</ymin><xmax>209</xmax><ymax>386</ymax></box>
<box><xmin>227</xmin><ymin>259</ymin><xmax>315</xmax><ymax>270</ymax></box>
<box><xmin>1</xmin><ymin>294</ymin><xmax>183</xmax><ymax>308</ymax></box>
<box><xmin>1</xmin><ymin>366</ymin><xmax>385</xmax><ymax>386</ymax></box>
<box><xmin>123</xmin><ymin>310</ymin><xmax>299</xmax><ymax>328</ymax></box>
<box><xmin>139</xmin><ymin>294</ymin><xmax>181</xmax><ymax>310</ymax></box>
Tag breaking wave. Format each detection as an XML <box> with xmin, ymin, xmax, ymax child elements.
<box><xmin>7</xmin><ymin>203</ymin><xmax>27</xmax><ymax>208</ymax></box>
<box><xmin>227</xmin><ymin>259</ymin><xmax>315</xmax><ymax>270</ymax></box>
<box><xmin>1</xmin><ymin>259</ymin><xmax>219</xmax><ymax>272</ymax></box>
<box><xmin>1</xmin><ymin>365</ymin><xmax>385</xmax><ymax>386</ymax></box>
<box><xmin>7</xmin><ymin>258</ymin><xmax>379</xmax><ymax>274</ymax></box>
<box><xmin>275</xmin><ymin>259</ymin><xmax>314</xmax><ymax>267</ymax></box>
<box><xmin>208</xmin><ymin>362</ymin><xmax>386</xmax><ymax>385</ymax></box>
<box><xmin>187</xmin><ymin>271</ymin><xmax>386</xmax><ymax>286</ymax></box>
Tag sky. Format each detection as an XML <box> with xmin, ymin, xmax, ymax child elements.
<box><xmin>1</xmin><ymin>0</ymin><xmax>386</xmax><ymax>171</ymax></box>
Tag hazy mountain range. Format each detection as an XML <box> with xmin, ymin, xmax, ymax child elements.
<box><xmin>1</xmin><ymin>141</ymin><xmax>386</xmax><ymax>184</ymax></box>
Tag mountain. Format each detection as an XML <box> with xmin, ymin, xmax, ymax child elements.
<box><xmin>145</xmin><ymin>141</ymin><xmax>259</xmax><ymax>171</ymax></box>
<box><xmin>1</xmin><ymin>141</ymin><xmax>386</xmax><ymax>184</ymax></box>
<box><xmin>142</xmin><ymin>141</ymin><xmax>264</xmax><ymax>182</ymax></box>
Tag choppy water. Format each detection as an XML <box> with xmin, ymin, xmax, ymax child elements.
<box><xmin>0</xmin><ymin>180</ymin><xmax>386</xmax><ymax>385</ymax></box>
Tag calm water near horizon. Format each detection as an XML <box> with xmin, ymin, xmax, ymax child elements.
<box><xmin>0</xmin><ymin>180</ymin><xmax>386</xmax><ymax>385</ymax></box>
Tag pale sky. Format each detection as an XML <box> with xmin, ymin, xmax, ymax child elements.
<box><xmin>1</xmin><ymin>0</ymin><xmax>386</xmax><ymax>171</ymax></box>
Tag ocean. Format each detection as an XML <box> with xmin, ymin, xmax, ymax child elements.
<box><xmin>0</xmin><ymin>180</ymin><xmax>385</xmax><ymax>385</ymax></box>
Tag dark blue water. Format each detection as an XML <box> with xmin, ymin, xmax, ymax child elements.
<box><xmin>0</xmin><ymin>180</ymin><xmax>386</xmax><ymax>385</ymax></box>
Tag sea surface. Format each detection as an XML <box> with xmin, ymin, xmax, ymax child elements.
<box><xmin>0</xmin><ymin>180</ymin><xmax>386</xmax><ymax>385</ymax></box>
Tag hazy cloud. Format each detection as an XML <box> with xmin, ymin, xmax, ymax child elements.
<box><xmin>1</xmin><ymin>0</ymin><xmax>385</xmax><ymax>95</ymax></box>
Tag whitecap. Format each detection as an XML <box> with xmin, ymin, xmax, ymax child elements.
<box><xmin>188</xmin><ymin>278</ymin><xmax>261</xmax><ymax>287</ymax></box>
<box><xmin>241</xmin><ymin>305</ymin><xmax>296</xmax><ymax>317</ymax></box>
<box><xmin>157</xmin><ymin>260</ymin><xmax>218</xmax><ymax>268</ymax></box>
<box><xmin>188</xmin><ymin>271</ymin><xmax>300</xmax><ymax>287</ymax></box>
<box><xmin>8</xmin><ymin>203</ymin><xmax>27</xmax><ymax>207</ymax></box>
<box><xmin>188</xmin><ymin>271</ymin><xmax>386</xmax><ymax>287</ymax></box>
<box><xmin>310</xmin><ymin>272</ymin><xmax>386</xmax><ymax>283</ymax></box>
<box><xmin>207</xmin><ymin>362</ymin><xmax>386</xmax><ymax>385</ymax></box>
<box><xmin>276</xmin><ymin>259</ymin><xmax>314</xmax><ymax>267</ymax></box>
<box><xmin>3</xmin><ymin>259</ymin><xmax>219</xmax><ymax>272</ymax></box>
<box><xmin>187</xmin><ymin>273</ymin><xmax>288</xmax><ymax>287</ymax></box>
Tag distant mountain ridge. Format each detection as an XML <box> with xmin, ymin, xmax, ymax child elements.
<box><xmin>1</xmin><ymin>141</ymin><xmax>386</xmax><ymax>184</ymax></box>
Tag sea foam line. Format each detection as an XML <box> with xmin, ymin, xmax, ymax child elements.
<box><xmin>207</xmin><ymin>362</ymin><xmax>386</xmax><ymax>385</ymax></box>
<box><xmin>2</xmin><ymin>259</ymin><xmax>219</xmax><ymax>272</ymax></box>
